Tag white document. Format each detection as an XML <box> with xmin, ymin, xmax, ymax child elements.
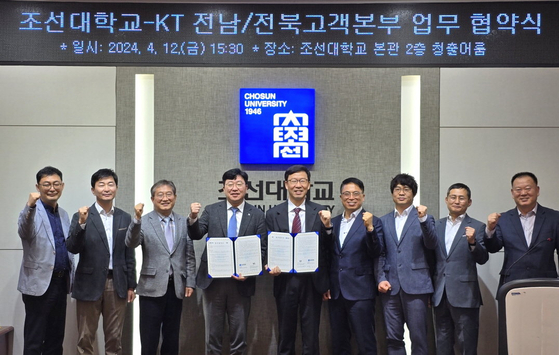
<box><xmin>267</xmin><ymin>232</ymin><xmax>294</xmax><ymax>272</ymax></box>
<box><xmin>207</xmin><ymin>237</ymin><xmax>234</xmax><ymax>278</ymax></box>
<box><xmin>267</xmin><ymin>231</ymin><xmax>319</xmax><ymax>273</ymax></box>
<box><xmin>234</xmin><ymin>235</ymin><xmax>263</xmax><ymax>277</ymax></box>
<box><xmin>294</xmin><ymin>232</ymin><xmax>319</xmax><ymax>273</ymax></box>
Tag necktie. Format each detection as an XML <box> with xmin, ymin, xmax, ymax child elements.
<box><xmin>292</xmin><ymin>208</ymin><xmax>302</xmax><ymax>233</ymax></box>
<box><xmin>228</xmin><ymin>207</ymin><xmax>238</xmax><ymax>238</ymax></box>
<box><xmin>164</xmin><ymin>217</ymin><xmax>174</xmax><ymax>251</ymax></box>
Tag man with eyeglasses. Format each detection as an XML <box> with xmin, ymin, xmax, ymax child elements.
<box><xmin>188</xmin><ymin>168</ymin><xmax>266</xmax><ymax>355</ymax></box>
<box><xmin>432</xmin><ymin>183</ymin><xmax>488</xmax><ymax>355</ymax></box>
<box><xmin>18</xmin><ymin>166</ymin><xmax>75</xmax><ymax>355</ymax></box>
<box><xmin>484</xmin><ymin>172</ymin><xmax>559</xmax><ymax>291</ymax></box>
<box><xmin>126</xmin><ymin>180</ymin><xmax>196</xmax><ymax>355</ymax></box>
<box><xmin>66</xmin><ymin>168</ymin><xmax>137</xmax><ymax>355</ymax></box>
<box><xmin>320</xmin><ymin>177</ymin><xmax>383</xmax><ymax>355</ymax></box>
<box><xmin>376</xmin><ymin>173</ymin><xmax>437</xmax><ymax>355</ymax></box>
<box><xmin>263</xmin><ymin>165</ymin><xmax>329</xmax><ymax>355</ymax></box>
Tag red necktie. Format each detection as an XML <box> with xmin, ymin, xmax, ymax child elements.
<box><xmin>292</xmin><ymin>208</ymin><xmax>301</xmax><ymax>233</ymax></box>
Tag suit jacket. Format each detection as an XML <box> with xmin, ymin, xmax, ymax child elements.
<box><xmin>264</xmin><ymin>200</ymin><xmax>329</xmax><ymax>296</ymax></box>
<box><xmin>67</xmin><ymin>203</ymin><xmax>137</xmax><ymax>301</ymax></box>
<box><xmin>17</xmin><ymin>200</ymin><xmax>75</xmax><ymax>296</ymax></box>
<box><xmin>126</xmin><ymin>210</ymin><xmax>196</xmax><ymax>299</ymax></box>
<box><xmin>329</xmin><ymin>210</ymin><xmax>383</xmax><ymax>301</ymax></box>
<box><xmin>484</xmin><ymin>204</ymin><xmax>559</xmax><ymax>290</ymax></box>
<box><xmin>376</xmin><ymin>207</ymin><xmax>438</xmax><ymax>295</ymax></box>
<box><xmin>432</xmin><ymin>214</ymin><xmax>488</xmax><ymax>308</ymax></box>
<box><xmin>188</xmin><ymin>200</ymin><xmax>267</xmax><ymax>297</ymax></box>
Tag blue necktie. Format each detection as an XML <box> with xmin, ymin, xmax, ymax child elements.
<box><xmin>228</xmin><ymin>207</ymin><xmax>238</xmax><ymax>238</ymax></box>
<box><xmin>164</xmin><ymin>217</ymin><xmax>174</xmax><ymax>251</ymax></box>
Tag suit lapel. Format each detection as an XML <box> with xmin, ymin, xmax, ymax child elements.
<box><xmin>219</xmin><ymin>201</ymin><xmax>228</xmax><ymax>237</ymax></box>
<box><xmin>277</xmin><ymin>202</ymin><xmax>290</xmax><ymax>232</ymax></box>
<box><xmin>341</xmin><ymin>210</ymin><xmax>364</xmax><ymax>250</ymax></box>
<box><xmin>385</xmin><ymin>212</ymin><xmax>399</xmax><ymax>246</ymax></box>
<box><xmin>238</xmin><ymin>203</ymin><xmax>252</xmax><ymax>237</ymax></box>
<box><xmin>530</xmin><ymin>205</ymin><xmax>546</xmax><ymax>247</ymax></box>
<box><xmin>436</xmin><ymin>218</ymin><xmax>447</xmax><ymax>258</ymax></box>
<box><xmin>305</xmin><ymin>201</ymin><xmax>318</xmax><ymax>233</ymax></box>
<box><xmin>510</xmin><ymin>209</ymin><xmax>529</xmax><ymax>248</ymax></box>
<box><xmin>447</xmin><ymin>216</ymin><xmax>468</xmax><ymax>258</ymax></box>
<box><xmin>171</xmin><ymin>212</ymin><xmax>181</xmax><ymax>254</ymax></box>
<box><xmin>149</xmin><ymin>211</ymin><xmax>170</xmax><ymax>253</ymax></box>
<box><xmin>37</xmin><ymin>200</ymin><xmax>56</xmax><ymax>249</ymax></box>
<box><xmin>399</xmin><ymin>207</ymin><xmax>417</xmax><ymax>245</ymax></box>
<box><xmin>111</xmin><ymin>208</ymin><xmax>121</xmax><ymax>250</ymax></box>
<box><xmin>89</xmin><ymin>204</ymin><xmax>110</xmax><ymax>252</ymax></box>
<box><xmin>333</xmin><ymin>215</ymin><xmax>342</xmax><ymax>251</ymax></box>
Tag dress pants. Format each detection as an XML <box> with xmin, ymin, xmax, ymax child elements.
<box><xmin>202</xmin><ymin>278</ymin><xmax>251</xmax><ymax>355</ymax></box>
<box><xmin>329</xmin><ymin>295</ymin><xmax>377</xmax><ymax>355</ymax></box>
<box><xmin>76</xmin><ymin>276</ymin><xmax>127</xmax><ymax>355</ymax></box>
<box><xmin>434</xmin><ymin>294</ymin><xmax>479</xmax><ymax>355</ymax></box>
<box><xmin>275</xmin><ymin>273</ymin><xmax>322</xmax><ymax>355</ymax></box>
<box><xmin>139</xmin><ymin>279</ymin><xmax>183</xmax><ymax>355</ymax></box>
<box><xmin>22</xmin><ymin>273</ymin><xmax>68</xmax><ymax>355</ymax></box>
<box><xmin>381</xmin><ymin>290</ymin><xmax>430</xmax><ymax>355</ymax></box>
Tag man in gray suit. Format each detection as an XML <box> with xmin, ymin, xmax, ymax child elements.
<box><xmin>67</xmin><ymin>168</ymin><xmax>137</xmax><ymax>355</ymax></box>
<box><xmin>376</xmin><ymin>173</ymin><xmax>437</xmax><ymax>355</ymax></box>
<box><xmin>18</xmin><ymin>166</ymin><xmax>74</xmax><ymax>355</ymax></box>
<box><xmin>126</xmin><ymin>179</ymin><xmax>196</xmax><ymax>355</ymax></box>
<box><xmin>188</xmin><ymin>168</ymin><xmax>267</xmax><ymax>355</ymax></box>
<box><xmin>432</xmin><ymin>183</ymin><xmax>488</xmax><ymax>355</ymax></box>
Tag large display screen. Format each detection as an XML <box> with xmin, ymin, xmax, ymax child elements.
<box><xmin>0</xmin><ymin>1</ymin><xmax>557</xmax><ymax>66</ymax></box>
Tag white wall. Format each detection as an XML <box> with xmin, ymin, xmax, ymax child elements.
<box><xmin>0</xmin><ymin>66</ymin><xmax>117</xmax><ymax>355</ymax></box>
<box><xmin>440</xmin><ymin>67</ymin><xmax>559</xmax><ymax>354</ymax></box>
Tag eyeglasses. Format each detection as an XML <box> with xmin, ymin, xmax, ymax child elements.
<box><xmin>394</xmin><ymin>187</ymin><xmax>412</xmax><ymax>194</ymax></box>
<box><xmin>225</xmin><ymin>181</ymin><xmax>246</xmax><ymax>189</ymax></box>
<box><xmin>341</xmin><ymin>191</ymin><xmax>363</xmax><ymax>198</ymax></box>
<box><xmin>448</xmin><ymin>195</ymin><xmax>467</xmax><ymax>202</ymax></box>
<box><xmin>287</xmin><ymin>178</ymin><xmax>309</xmax><ymax>185</ymax></box>
<box><xmin>40</xmin><ymin>181</ymin><xmax>62</xmax><ymax>189</ymax></box>
<box><xmin>155</xmin><ymin>191</ymin><xmax>174</xmax><ymax>198</ymax></box>
<box><xmin>513</xmin><ymin>186</ymin><xmax>533</xmax><ymax>194</ymax></box>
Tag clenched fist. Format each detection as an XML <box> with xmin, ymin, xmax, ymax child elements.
<box><xmin>78</xmin><ymin>206</ymin><xmax>89</xmax><ymax>224</ymax></box>
<box><xmin>416</xmin><ymin>205</ymin><xmax>428</xmax><ymax>219</ymax></box>
<box><xmin>487</xmin><ymin>212</ymin><xmax>501</xmax><ymax>232</ymax></box>
<box><xmin>318</xmin><ymin>210</ymin><xmax>332</xmax><ymax>228</ymax></box>
<box><xmin>134</xmin><ymin>203</ymin><xmax>144</xmax><ymax>220</ymax></box>
<box><xmin>27</xmin><ymin>192</ymin><xmax>40</xmax><ymax>207</ymax></box>
<box><xmin>363</xmin><ymin>212</ymin><xmax>374</xmax><ymax>232</ymax></box>
<box><xmin>190</xmin><ymin>202</ymin><xmax>202</xmax><ymax>219</ymax></box>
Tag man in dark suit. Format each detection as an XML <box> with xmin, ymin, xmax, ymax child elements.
<box><xmin>18</xmin><ymin>166</ymin><xmax>74</xmax><ymax>355</ymax></box>
<box><xmin>67</xmin><ymin>168</ymin><xmax>137</xmax><ymax>355</ymax></box>
<box><xmin>433</xmin><ymin>183</ymin><xmax>488</xmax><ymax>355</ymax></box>
<box><xmin>188</xmin><ymin>168</ymin><xmax>267</xmax><ymax>355</ymax></box>
<box><xmin>376</xmin><ymin>173</ymin><xmax>437</xmax><ymax>355</ymax></box>
<box><xmin>485</xmin><ymin>172</ymin><xmax>559</xmax><ymax>291</ymax></box>
<box><xmin>321</xmin><ymin>177</ymin><xmax>383</xmax><ymax>355</ymax></box>
<box><xmin>126</xmin><ymin>180</ymin><xmax>196</xmax><ymax>355</ymax></box>
<box><xmin>263</xmin><ymin>165</ymin><xmax>329</xmax><ymax>355</ymax></box>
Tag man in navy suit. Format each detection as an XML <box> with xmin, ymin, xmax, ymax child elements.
<box><xmin>376</xmin><ymin>173</ymin><xmax>437</xmax><ymax>355</ymax></box>
<box><xmin>433</xmin><ymin>183</ymin><xmax>488</xmax><ymax>355</ymax></box>
<box><xmin>188</xmin><ymin>168</ymin><xmax>267</xmax><ymax>355</ymax></box>
<box><xmin>67</xmin><ymin>168</ymin><xmax>137</xmax><ymax>355</ymax></box>
<box><xmin>485</xmin><ymin>172</ymin><xmax>559</xmax><ymax>291</ymax></box>
<box><xmin>263</xmin><ymin>165</ymin><xmax>329</xmax><ymax>355</ymax></box>
<box><xmin>321</xmin><ymin>177</ymin><xmax>383</xmax><ymax>355</ymax></box>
